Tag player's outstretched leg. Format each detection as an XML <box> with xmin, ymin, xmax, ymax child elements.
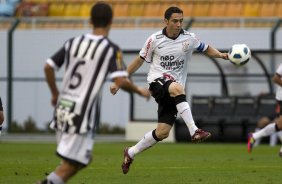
<box><xmin>191</xmin><ymin>129</ymin><xmax>211</xmax><ymax>143</ymax></box>
<box><xmin>247</xmin><ymin>133</ymin><xmax>256</xmax><ymax>153</ymax></box>
<box><xmin>121</xmin><ymin>147</ymin><xmax>134</xmax><ymax>174</ymax></box>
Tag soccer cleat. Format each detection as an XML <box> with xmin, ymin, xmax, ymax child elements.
<box><xmin>121</xmin><ymin>147</ymin><xmax>133</xmax><ymax>174</ymax></box>
<box><xmin>247</xmin><ymin>133</ymin><xmax>255</xmax><ymax>153</ymax></box>
<box><xmin>191</xmin><ymin>129</ymin><xmax>211</xmax><ymax>143</ymax></box>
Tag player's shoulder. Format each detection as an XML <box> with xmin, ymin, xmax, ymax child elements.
<box><xmin>105</xmin><ymin>37</ymin><xmax>121</xmax><ymax>51</ymax></box>
<box><xmin>182</xmin><ymin>30</ymin><xmax>196</xmax><ymax>37</ymax></box>
<box><xmin>63</xmin><ymin>35</ymin><xmax>83</xmax><ymax>47</ymax></box>
<box><xmin>150</xmin><ymin>30</ymin><xmax>164</xmax><ymax>40</ymax></box>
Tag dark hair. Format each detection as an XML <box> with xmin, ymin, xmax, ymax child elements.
<box><xmin>90</xmin><ymin>2</ymin><xmax>113</xmax><ymax>28</ymax></box>
<box><xmin>164</xmin><ymin>6</ymin><xmax>183</xmax><ymax>20</ymax></box>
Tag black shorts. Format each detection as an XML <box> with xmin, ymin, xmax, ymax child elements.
<box><xmin>149</xmin><ymin>78</ymin><xmax>177</xmax><ymax>126</ymax></box>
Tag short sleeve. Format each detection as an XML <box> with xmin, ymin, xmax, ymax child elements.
<box><xmin>190</xmin><ymin>33</ymin><xmax>208</xmax><ymax>52</ymax></box>
<box><xmin>139</xmin><ymin>36</ymin><xmax>154</xmax><ymax>63</ymax></box>
<box><xmin>46</xmin><ymin>46</ymin><xmax>65</xmax><ymax>70</ymax></box>
<box><xmin>108</xmin><ymin>46</ymin><xmax>128</xmax><ymax>79</ymax></box>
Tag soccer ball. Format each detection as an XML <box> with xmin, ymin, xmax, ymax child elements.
<box><xmin>228</xmin><ymin>44</ymin><xmax>251</xmax><ymax>66</ymax></box>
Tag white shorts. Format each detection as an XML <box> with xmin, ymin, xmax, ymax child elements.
<box><xmin>56</xmin><ymin>131</ymin><xmax>94</xmax><ymax>166</ymax></box>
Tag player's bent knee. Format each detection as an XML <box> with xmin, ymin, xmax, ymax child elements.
<box><xmin>169</xmin><ymin>83</ymin><xmax>185</xmax><ymax>97</ymax></box>
<box><xmin>257</xmin><ymin>117</ymin><xmax>270</xmax><ymax>128</ymax></box>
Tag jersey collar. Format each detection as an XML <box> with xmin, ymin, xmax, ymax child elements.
<box><xmin>162</xmin><ymin>28</ymin><xmax>184</xmax><ymax>40</ymax></box>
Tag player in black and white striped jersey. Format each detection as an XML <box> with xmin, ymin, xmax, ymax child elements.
<box><xmin>0</xmin><ymin>97</ymin><xmax>4</xmax><ymax>135</ymax></box>
<box><xmin>38</xmin><ymin>2</ymin><xmax>150</xmax><ymax>184</ymax></box>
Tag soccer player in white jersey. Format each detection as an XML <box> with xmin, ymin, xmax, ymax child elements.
<box><xmin>110</xmin><ymin>6</ymin><xmax>228</xmax><ymax>174</ymax></box>
<box><xmin>0</xmin><ymin>97</ymin><xmax>4</xmax><ymax>135</ymax></box>
<box><xmin>37</xmin><ymin>2</ymin><xmax>150</xmax><ymax>184</ymax></box>
<box><xmin>248</xmin><ymin>63</ymin><xmax>282</xmax><ymax>157</ymax></box>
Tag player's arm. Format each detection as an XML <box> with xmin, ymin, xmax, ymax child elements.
<box><xmin>127</xmin><ymin>56</ymin><xmax>145</xmax><ymax>75</ymax></box>
<box><xmin>272</xmin><ymin>73</ymin><xmax>282</xmax><ymax>87</ymax></box>
<box><xmin>113</xmin><ymin>76</ymin><xmax>150</xmax><ymax>99</ymax></box>
<box><xmin>205</xmin><ymin>45</ymin><xmax>228</xmax><ymax>60</ymax></box>
<box><xmin>44</xmin><ymin>64</ymin><xmax>59</xmax><ymax>106</ymax></box>
<box><xmin>110</xmin><ymin>57</ymin><xmax>149</xmax><ymax>99</ymax></box>
<box><xmin>44</xmin><ymin>46</ymin><xmax>65</xmax><ymax>106</ymax></box>
<box><xmin>110</xmin><ymin>56</ymin><xmax>144</xmax><ymax>94</ymax></box>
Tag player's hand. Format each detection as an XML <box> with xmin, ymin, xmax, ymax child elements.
<box><xmin>221</xmin><ymin>53</ymin><xmax>229</xmax><ymax>60</ymax></box>
<box><xmin>138</xmin><ymin>87</ymin><xmax>151</xmax><ymax>101</ymax></box>
<box><xmin>110</xmin><ymin>83</ymin><xmax>120</xmax><ymax>95</ymax></box>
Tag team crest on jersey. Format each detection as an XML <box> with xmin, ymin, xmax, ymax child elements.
<box><xmin>182</xmin><ymin>40</ymin><xmax>189</xmax><ymax>52</ymax></box>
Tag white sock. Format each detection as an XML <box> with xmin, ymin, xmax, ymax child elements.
<box><xmin>128</xmin><ymin>130</ymin><xmax>158</xmax><ymax>159</ymax></box>
<box><xmin>277</xmin><ymin>131</ymin><xmax>282</xmax><ymax>142</ymax></box>
<box><xmin>253</xmin><ymin>123</ymin><xmax>276</xmax><ymax>140</ymax></box>
<box><xmin>253</xmin><ymin>128</ymin><xmax>261</xmax><ymax>147</ymax></box>
<box><xmin>270</xmin><ymin>133</ymin><xmax>278</xmax><ymax>146</ymax></box>
<box><xmin>176</xmin><ymin>102</ymin><xmax>198</xmax><ymax>136</ymax></box>
<box><xmin>46</xmin><ymin>172</ymin><xmax>65</xmax><ymax>184</ymax></box>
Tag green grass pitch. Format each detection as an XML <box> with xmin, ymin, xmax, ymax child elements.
<box><xmin>0</xmin><ymin>141</ymin><xmax>281</xmax><ymax>184</ymax></box>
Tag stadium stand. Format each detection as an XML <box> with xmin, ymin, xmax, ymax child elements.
<box><xmin>63</xmin><ymin>3</ymin><xmax>80</xmax><ymax>17</ymax></box>
<box><xmin>13</xmin><ymin>0</ymin><xmax>282</xmax><ymax>18</ymax></box>
<box><xmin>128</xmin><ymin>1</ymin><xmax>144</xmax><ymax>17</ymax></box>
<box><xmin>259</xmin><ymin>1</ymin><xmax>276</xmax><ymax>17</ymax></box>
<box><xmin>243</xmin><ymin>1</ymin><xmax>260</xmax><ymax>17</ymax></box>
<box><xmin>112</xmin><ymin>1</ymin><xmax>129</xmax><ymax>17</ymax></box>
<box><xmin>209</xmin><ymin>1</ymin><xmax>226</xmax><ymax>17</ymax></box>
<box><xmin>8</xmin><ymin>0</ymin><xmax>282</xmax><ymax>29</ymax></box>
<box><xmin>225</xmin><ymin>1</ymin><xmax>243</xmax><ymax>17</ymax></box>
<box><xmin>143</xmin><ymin>2</ymin><xmax>160</xmax><ymax>17</ymax></box>
<box><xmin>79</xmin><ymin>2</ymin><xmax>92</xmax><ymax>17</ymax></box>
<box><xmin>48</xmin><ymin>3</ymin><xmax>64</xmax><ymax>17</ymax></box>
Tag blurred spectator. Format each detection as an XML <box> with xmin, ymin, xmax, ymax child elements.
<box><xmin>16</xmin><ymin>1</ymin><xmax>48</xmax><ymax>17</ymax></box>
<box><xmin>0</xmin><ymin>0</ymin><xmax>21</xmax><ymax>17</ymax></box>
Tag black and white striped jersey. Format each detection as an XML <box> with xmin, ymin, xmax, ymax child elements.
<box><xmin>140</xmin><ymin>28</ymin><xmax>208</xmax><ymax>87</ymax></box>
<box><xmin>47</xmin><ymin>33</ymin><xmax>128</xmax><ymax>134</ymax></box>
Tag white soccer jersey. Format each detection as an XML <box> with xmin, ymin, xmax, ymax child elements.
<box><xmin>139</xmin><ymin>28</ymin><xmax>208</xmax><ymax>87</ymax></box>
<box><xmin>275</xmin><ymin>63</ymin><xmax>282</xmax><ymax>101</ymax></box>
<box><xmin>47</xmin><ymin>33</ymin><xmax>128</xmax><ymax>134</ymax></box>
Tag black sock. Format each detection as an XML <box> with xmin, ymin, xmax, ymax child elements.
<box><xmin>152</xmin><ymin>129</ymin><xmax>161</xmax><ymax>141</ymax></box>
